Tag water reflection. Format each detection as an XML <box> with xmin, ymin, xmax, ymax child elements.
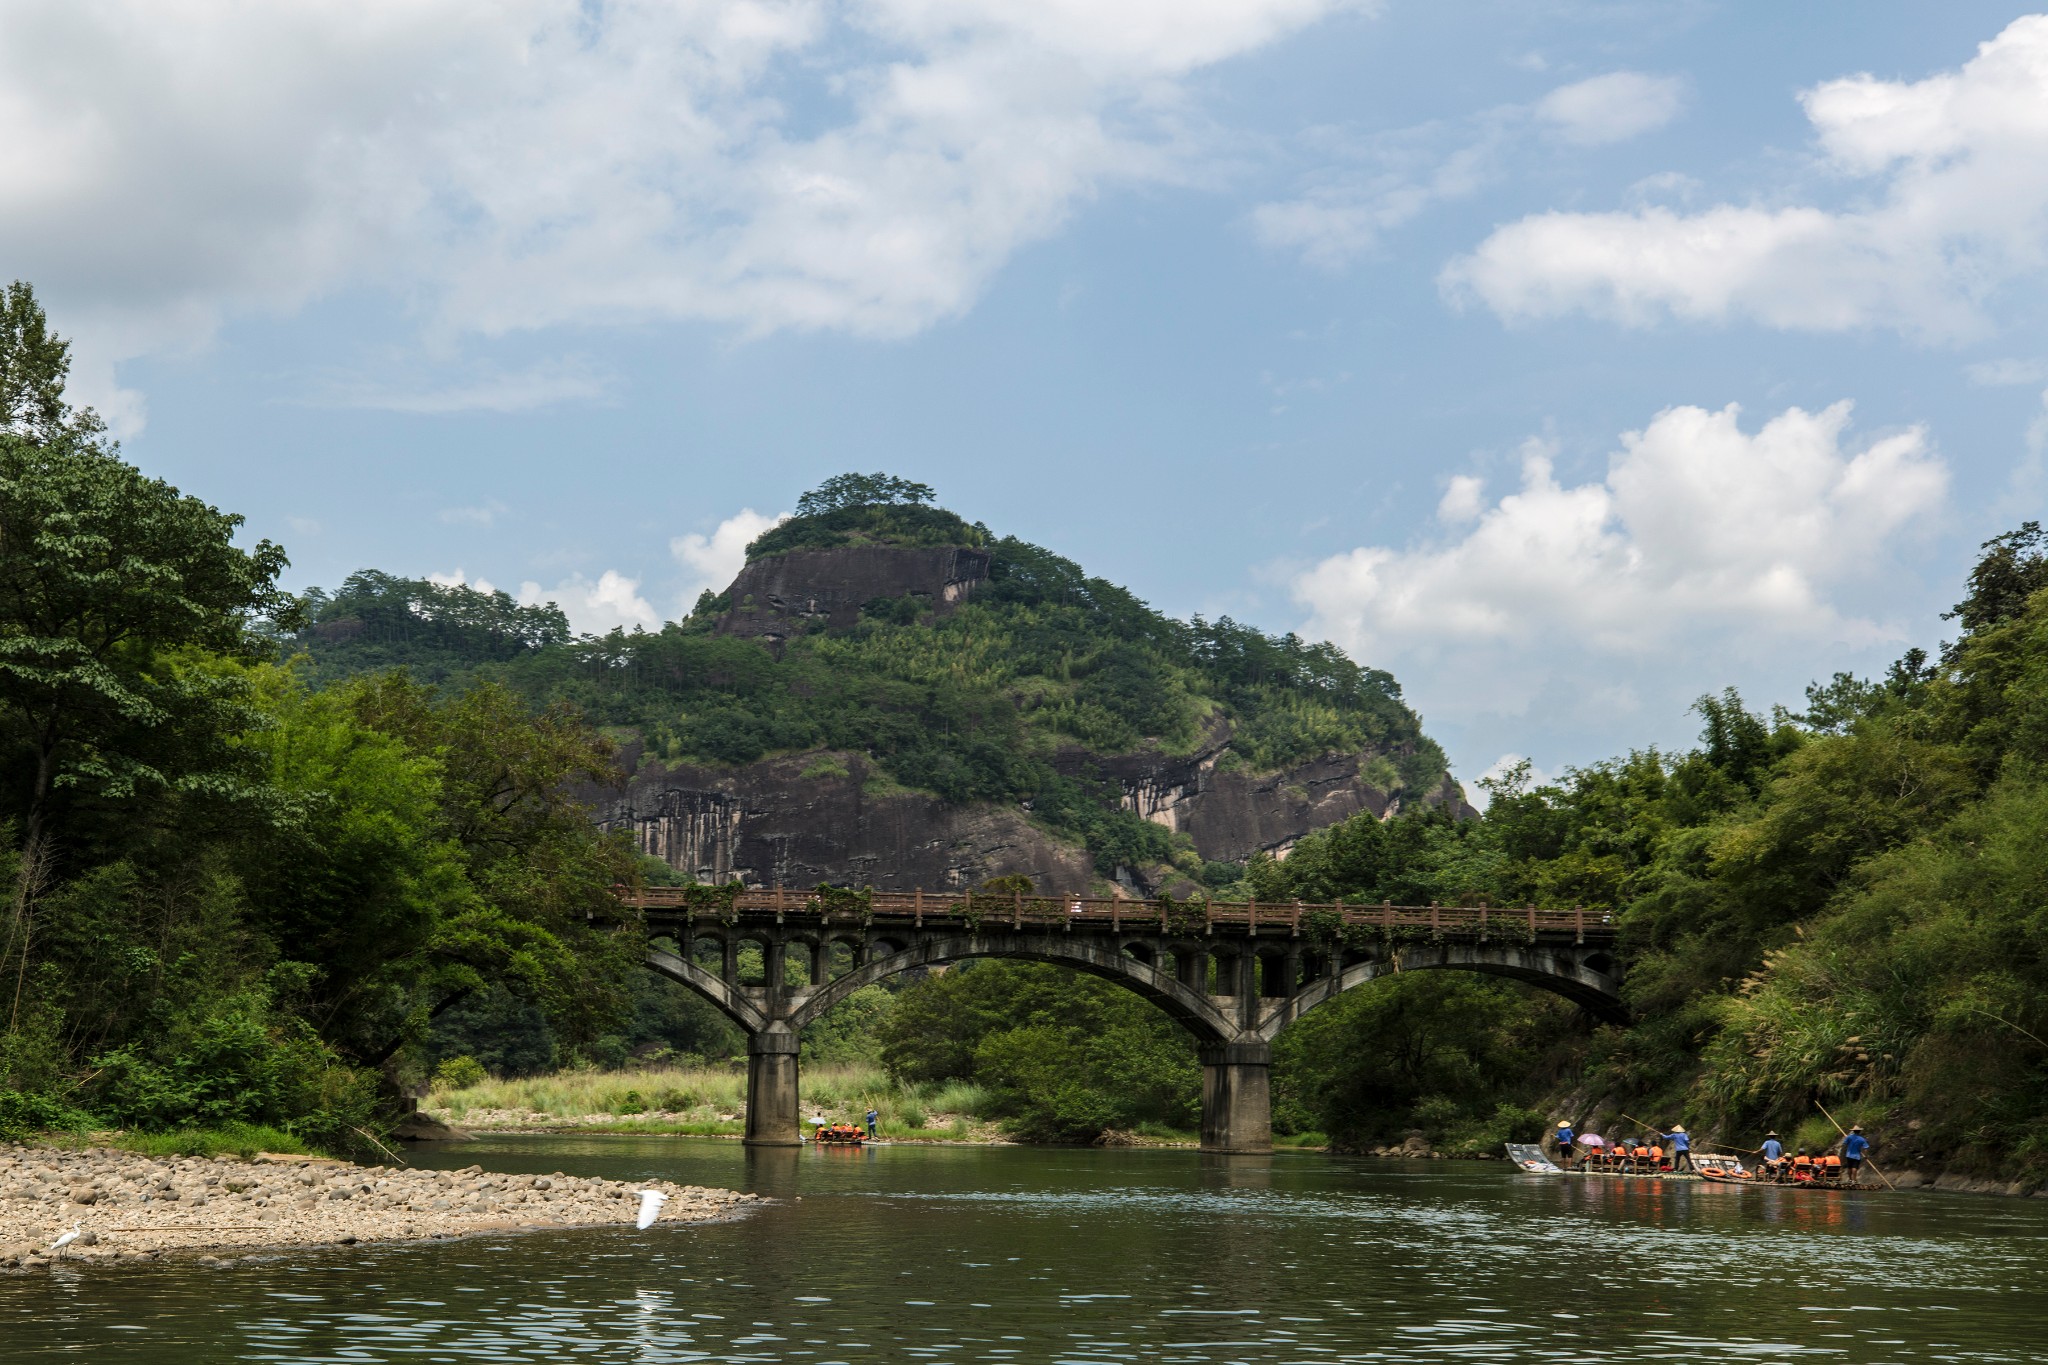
<box><xmin>3</xmin><ymin>1139</ymin><xmax>2043</xmax><ymax>1363</ymax></box>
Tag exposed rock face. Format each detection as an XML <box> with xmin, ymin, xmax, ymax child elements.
<box><xmin>598</xmin><ymin>746</ymin><xmax>1094</xmax><ymax>891</ymax></box>
<box><xmin>600</xmin><ymin>739</ymin><xmax>1467</xmax><ymax>893</ymax></box>
<box><xmin>1066</xmin><ymin>733</ymin><xmax>1407</xmax><ymax>864</ymax></box>
<box><xmin>719</xmin><ymin>545</ymin><xmax>990</xmax><ymax>640</ymax></box>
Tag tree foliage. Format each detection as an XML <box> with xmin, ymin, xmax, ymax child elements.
<box><xmin>0</xmin><ymin>283</ymin><xmax>642</xmax><ymax>1153</ymax></box>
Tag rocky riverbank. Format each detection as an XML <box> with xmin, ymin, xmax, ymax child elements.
<box><xmin>0</xmin><ymin>1145</ymin><xmax>756</xmax><ymax>1272</ymax></box>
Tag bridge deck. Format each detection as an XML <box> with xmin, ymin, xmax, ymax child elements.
<box><xmin>621</xmin><ymin>887</ymin><xmax>1616</xmax><ymax>944</ymax></box>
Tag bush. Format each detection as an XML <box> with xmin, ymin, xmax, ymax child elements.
<box><xmin>0</xmin><ymin>1089</ymin><xmax>93</xmax><ymax>1142</ymax></box>
<box><xmin>434</xmin><ymin>1055</ymin><xmax>488</xmax><ymax>1091</ymax></box>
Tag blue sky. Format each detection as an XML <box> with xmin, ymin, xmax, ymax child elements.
<box><xmin>8</xmin><ymin>0</ymin><xmax>2047</xmax><ymax>791</ymax></box>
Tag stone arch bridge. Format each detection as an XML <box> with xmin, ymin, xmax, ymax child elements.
<box><xmin>620</xmin><ymin>887</ymin><xmax>1623</xmax><ymax>1153</ymax></box>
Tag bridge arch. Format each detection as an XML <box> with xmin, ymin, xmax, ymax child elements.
<box><xmin>781</xmin><ymin>932</ymin><xmax>1237</xmax><ymax>1042</ymax></box>
<box><xmin>644</xmin><ymin>945</ymin><xmax>768</xmax><ymax>1034</ymax></box>
<box><xmin>1251</xmin><ymin>941</ymin><xmax>1626</xmax><ymax>1043</ymax></box>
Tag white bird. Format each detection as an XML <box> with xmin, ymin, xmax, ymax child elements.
<box><xmin>48</xmin><ymin>1222</ymin><xmax>83</xmax><ymax>1256</ymax></box>
<box><xmin>634</xmin><ymin>1189</ymin><xmax>669</xmax><ymax>1230</ymax></box>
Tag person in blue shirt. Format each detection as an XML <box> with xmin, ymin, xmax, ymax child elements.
<box><xmin>1839</xmin><ymin>1125</ymin><xmax>1871</xmax><ymax>1183</ymax></box>
<box><xmin>865</xmin><ymin>1108</ymin><xmax>879</xmax><ymax>1140</ymax></box>
<box><xmin>1660</xmin><ymin>1124</ymin><xmax>1693</xmax><ymax>1172</ymax></box>
<box><xmin>1553</xmin><ymin>1120</ymin><xmax>1575</xmax><ymax>1168</ymax></box>
<box><xmin>1759</xmin><ymin>1130</ymin><xmax>1785</xmax><ymax>1181</ymax></box>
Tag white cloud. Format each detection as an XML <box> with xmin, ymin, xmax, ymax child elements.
<box><xmin>1254</xmin><ymin>69</ymin><xmax>1680</xmax><ymax>269</ymax></box>
<box><xmin>671</xmin><ymin>508</ymin><xmax>788</xmax><ymax>607</ymax></box>
<box><xmin>1437</xmin><ymin>474</ymin><xmax>1486</xmax><ymax>524</ymax></box>
<box><xmin>1466</xmin><ymin>753</ymin><xmax>1560</xmax><ymax>811</ymax></box>
<box><xmin>438</xmin><ymin>500</ymin><xmax>511</xmax><ymax>528</ymax></box>
<box><xmin>1294</xmin><ymin>401</ymin><xmax>1947</xmax><ymax>724</ymax></box>
<box><xmin>1535</xmin><ymin>72</ymin><xmax>1685</xmax><ymax>146</ymax></box>
<box><xmin>311</xmin><ymin>357</ymin><xmax>616</xmax><ymax>415</ymax></box>
<box><xmin>1252</xmin><ymin>129</ymin><xmax>1501</xmax><ymax>268</ymax></box>
<box><xmin>428</xmin><ymin>568</ymin><xmax>501</xmax><ymax>595</ymax></box>
<box><xmin>519</xmin><ymin>570</ymin><xmax>661</xmax><ymax>635</ymax></box>
<box><xmin>0</xmin><ymin>0</ymin><xmax>1359</xmax><ymax>429</ymax></box>
<box><xmin>1444</xmin><ymin>16</ymin><xmax>2048</xmax><ymax>339</ymax></box>
<box><xmin>1967</xmin><ymin>357</ymin><xmax>2048</xmax><ymax>386</ymax></box>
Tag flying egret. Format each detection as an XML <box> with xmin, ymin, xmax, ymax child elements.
<box><xmin>634</xmin><ymin>1189</ymin><xmax>669</xmax><ymax>1230</ymax></box>
<box><xmin>48</xmin><ymin>1222</ymin><xmax>83</xmax><ymax>1257</ymax></box>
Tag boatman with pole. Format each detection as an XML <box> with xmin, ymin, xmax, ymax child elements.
<box><xmin>1660</xmin><ymin>1124</ymin><xmax>1693</xmax><ymax>1172</ymax></box>
<box><xmin>1838</xmin><ymin>1125</ymin><xmax>1871</xmax><ymax>1184</ymax></box>
<box><xmin>1553</xmin><ymin>1119</ymin><xmax>1575</xmax><ymax>1169</ymax></box>
<box><xmin>1759</xmin><ymin>1130</ymin><xmax>1785</xmax><ymax>1181</ymax></box>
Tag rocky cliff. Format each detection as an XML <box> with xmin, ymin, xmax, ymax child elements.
<box><xmin>601</xmin><ymin>735</ymin><xmax>1468</xmax><ymax>895</ymax></box>
<box><xmin>598</xmin><ymin>744</ymin><xmax>1094</xmax><ymax>891</ymax></box>
<box><xmin>718</xmin><ymin>545</ymin><xmax>990</xmax><ymax>640</ymax></box>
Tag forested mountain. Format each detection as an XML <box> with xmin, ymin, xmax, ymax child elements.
<box><xmin>291</xmin><ymin>476</ymin><xmax>1459</xmax><ymax>892</ymax></box>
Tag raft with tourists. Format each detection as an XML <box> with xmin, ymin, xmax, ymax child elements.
<box><xmin>1512</xmin><ymin>1113</ymin><xmax>1888</xmax><ymax>1192</ymax></box>
<box><xmin>811</xmin><ymin>1121</ymin><xmax>867</xmax><ymax>1146</ymax></box>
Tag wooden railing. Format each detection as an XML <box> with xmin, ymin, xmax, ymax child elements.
<box><xmin>619</xmin><ymin>886</ymin><xmax>1614</xmax><ymax>942</ymax></box>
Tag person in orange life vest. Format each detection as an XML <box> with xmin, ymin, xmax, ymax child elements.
<box><xmin>1791</xmin><ymin>1149</ymin><xmax>1815</xmax><ymax>1180</ymax></box>
<box><xmin>1818</xmin><ymin>1152</ymin><xmax>1843</xmax><ymax>1184</ymax></box>
<box><xmin>1648</xmin><ymin>1141</ymin><xmax>1666</xmax><ymax>1171</ymax></box>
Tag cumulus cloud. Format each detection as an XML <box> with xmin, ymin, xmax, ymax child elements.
<box><xmin>671</xmin><ymin>508</ymin><xmax>788</xmax><ymax>608</ymax></box>
<box><xmin>1535</xmin><ymin>71</ymin><xmax>1685</xmax><ymax>146</ymax></box>
<box><xmin>1293</xmin><ymin>401</ymin><xmax>1948</xmax><ymax>727</ymax></box>
<box><xmin>427</xmin><ymin>568</ymin><xmax>501</xmax><ymax>595</ymax></box>
<box><xmin>519</xmin><ymin>570</ymin><xmax>661</xmax><ymax>635</ymax></box>
<box><xmin>0</xmin><ymin>0</ymin><xmax>1357</xmax><ymax>429</ymax></box>
<box><xmin>1255</xmin><ymin>69</ymin><xmax>1681</xmax><ymax>269</ymax></box>
<box><xmin>1444</xmin><ymin>16</ymin><xmax>2048</xmax><ymax>339</ymax></box>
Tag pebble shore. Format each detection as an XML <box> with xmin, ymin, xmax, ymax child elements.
<box><xmin>0</xmin><ymin>1145</ymin><xmax>755</xmax><ymax>1272</ymax></box>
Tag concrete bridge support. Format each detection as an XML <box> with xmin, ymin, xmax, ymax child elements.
<box><xmin>744</xmin><ymin>1030</ymin><xmax>802</xmax><ymax>1147</ymax></box>
<box><xmin>1199</xmin><ymin>1041</ymin><xmax>1272</xmax><ymax>1155</ymax></box>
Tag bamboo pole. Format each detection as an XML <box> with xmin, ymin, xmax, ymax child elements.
<box><xmin>1816</xmin><ymin>1100</ymin><xmax>1895</xmax><ymax>1191</ymax></box>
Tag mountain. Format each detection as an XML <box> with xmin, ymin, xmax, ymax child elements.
<box><xmin>292</xmin><ymin>483</ymin><xmax>1465</xmax><ymax>893</ymax></box>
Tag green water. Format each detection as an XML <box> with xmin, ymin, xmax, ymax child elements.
<box><xmin>5</xmin><ymin>1137</ymin><xmax>2045</xmax><ymax>1362</ymax></box>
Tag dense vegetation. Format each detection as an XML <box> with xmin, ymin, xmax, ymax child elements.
<box><xmin>294</xmin><ymin>509</ymin><xmax>1449</xmax><ymax>881</ymax></box>
<box><xmin>0</xmin><ymin>284</ymin><xmax>643</xmax><ymax>1152</ymax></box>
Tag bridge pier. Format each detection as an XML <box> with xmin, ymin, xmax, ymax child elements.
<box><xmin>1199</xmin><ymin>1040</ymin><xmax>1272</xmax><ymax>1154</ymax></box>
<box><xmin>744</xmin><ymin>1029</ymin><xmax>802</xmax><ymax>1147</ymax></box>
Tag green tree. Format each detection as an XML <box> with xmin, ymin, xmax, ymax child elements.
<box><xmin>0</xmin><ymin>282</ymin><xmax>295</xmax><ymax>1024</ymax></box>
<box><xmin>795</xmin><ymin>472</ymin><xmax>936</xmax><ymax>516</ymax></box>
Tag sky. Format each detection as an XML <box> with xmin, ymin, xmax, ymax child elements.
<box><xmin>7</xmin><ymin>0</ymin><xmax>2048</xmax><ymax>794</ymax></box>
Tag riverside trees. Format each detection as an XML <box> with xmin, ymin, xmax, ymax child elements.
<box><xmin>0</xmin><ymin>283</ymin><xmax>640</xmax><ymax>1150</ymax></box>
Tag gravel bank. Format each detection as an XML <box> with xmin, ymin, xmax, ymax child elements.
<box><xmin>0</xmin><ymin>1145</ymin><xmax>755</xmax><ymax>1272</ymax></box>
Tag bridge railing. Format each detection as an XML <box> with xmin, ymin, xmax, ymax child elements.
<box><xmin>620</xmin><ymin>886</ymin><xmax>1613</xmax><ymax>942</ymax></box>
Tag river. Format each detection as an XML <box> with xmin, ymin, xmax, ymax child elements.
<box><xmin>5</xmin><ymin>1137</ymin><xmax>2044</xmax><ymax>1362</ymax></box>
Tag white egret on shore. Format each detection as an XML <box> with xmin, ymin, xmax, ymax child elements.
<box><xmin>48</xmin><ymin>1223</ymin><xmax>83</xmax><ymax>1256</ymax></box>
<box><xmin>635</xmin><ymin>1190</ymin><xmax>668</xmax><ymax>1230</ymax></box>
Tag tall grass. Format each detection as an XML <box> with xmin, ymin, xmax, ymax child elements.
<box><xmin>108</xmin><ymin>1124</ymin><xmax>311</xmax><ymax>1159</ymax></box>
<box><xmin>431</xmin><ymin>1064</ymin><xmax>999</xmax><ymax>1138</ymax></box>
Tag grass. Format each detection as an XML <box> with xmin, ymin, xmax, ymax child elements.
<box><xmin>31</xmin><ymin>1123</ymin><xmax>316</xmax><ymax>1160</ymax></box>
<box><xmin>429</xmin><ymin>1064</ymin><xmax>1000</xmax><ymax>1140</ymax></box>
